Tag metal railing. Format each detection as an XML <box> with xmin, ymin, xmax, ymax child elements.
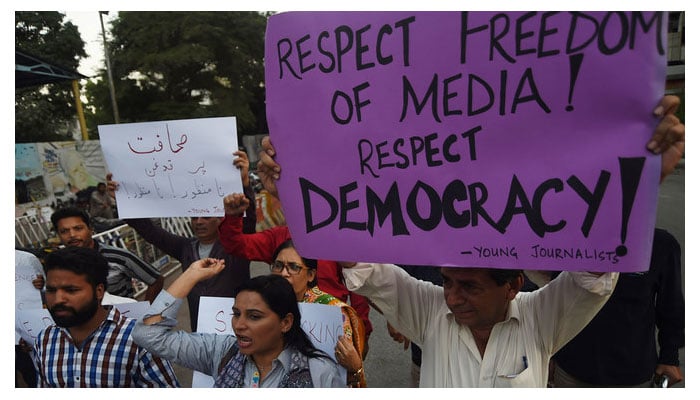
<box><xmin>160</xmin><ymin>216</ymin><xmax>195</xmax><ymax>238</ymax></box>
<box><xmin>15</xmin><ymin>214</ymin><xmax>54</xmax><ymax>249</ymax></box>
<box><xmin>667</xmin><ymin>31</ymin><xmax>684</xmax><ymax>65</ymax></box>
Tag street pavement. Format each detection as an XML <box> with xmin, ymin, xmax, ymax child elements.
<box><xmin>164</xmin><ymin>163</ymin><xmax>685</xmax><ymax>388</ymax></box>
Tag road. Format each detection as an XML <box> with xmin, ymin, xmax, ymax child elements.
<box><xmin>165</xmin><ymin>163</ymin><xmax>684</xmax><ymax>388</ymax></box>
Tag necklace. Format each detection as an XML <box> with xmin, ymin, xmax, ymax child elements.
<box><xmin>251</xmin><ymin>371</ymin><xmax>260</xmax><ymax>388</ymax></box>
<box><xmin>251</xmin><ymin>363</ymin><xmax>271</xmax><ymax>388</ymax></box>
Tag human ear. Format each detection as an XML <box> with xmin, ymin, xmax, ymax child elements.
<box><xmin>307</xmin><ymin>269</ymin><xmax>317</xmax><ymax>286</ymax></box>
<box><xmin>280</xmin><ymin>313</ymin><xmax>293</xmax><ymax>333</ymax></box>
<box><xmin>507</xmin><ymin>274</ymin><xmax>524</xmax><ymax>300</ymax></box>
<box><xmin>95</xmin><ymin>283</ymin><xmax>105</xmax><ymax>302</ymax></box>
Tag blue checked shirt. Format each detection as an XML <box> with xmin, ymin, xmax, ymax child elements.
<box><xmin>33</xmin><ymin>306</ymin><xmax>180</xmax><ymax>387</ymax></box>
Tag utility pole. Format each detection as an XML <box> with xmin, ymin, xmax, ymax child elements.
<box><xmin>71</xmin><ymin>80</ymin><xmax>89</xmax><ymax>140</ymax></box>
<box><xmin>99</xmin><ymin>11</ymin><xmax>119</xmax><ymax>124</ymax></box>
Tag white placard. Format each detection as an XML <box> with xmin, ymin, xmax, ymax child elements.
<box><xmin>112</xmin><ymin>301</ymin><xmax>150</xmax><ymax>320</ymax></box>
<box><xmin>15</xmin><ymin>250</ymin><xmax>46</xmax><ymax>343</ymax></box>
<box><xmin>15</xmin><ymin>251</ymin><xmax>44</xmax><ymax>312</ymax></box>
<box><xmin>15</xmin><ymin>308</ymin><xmax>54</xmax><ymax>345</ymax></box>
<box><xmin>98</xmin><ymin>117</ymin><xmax>242</xmax><ymax>218</ymax></box>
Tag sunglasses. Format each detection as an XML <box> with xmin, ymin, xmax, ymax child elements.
<box><xmin>271</xmin><ymin>260</ymin><xmax>308</xmax><ymax>275</ymax></box>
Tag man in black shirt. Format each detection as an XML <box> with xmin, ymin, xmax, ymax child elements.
<box><xmin>551</xmin><ymin>228</ymin><xmax>684</xmax><ymax>387</ymax></box>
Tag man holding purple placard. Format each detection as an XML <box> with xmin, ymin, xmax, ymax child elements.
<box><xmin>243</xmin><ymin>95</ymin><xmax>683</xmax><ymax>387</ymax></box>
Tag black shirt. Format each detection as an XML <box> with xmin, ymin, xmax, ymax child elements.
<box><xmin>553</xmin><ymin>228</ymin><xmax>684</xmax><ymax>385</ymax></box>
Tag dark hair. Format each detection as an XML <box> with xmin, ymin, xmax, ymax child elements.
<box><xmin>272</xmin><ymin>239</ymin><xmax>318</xmax><ymax>288</ymax></box>
<box><xmin>488</xmin><ymin>268</ymin><xmax>524</xmax><ymax>286</ymax></box>
<box><xmin>44</xmin><ymin>246</ymin><xmax>108</xmax><ymax>288</ymax></box>
<box><xmin>51</xmin><ymin>206</ymin><xmax>91</xmax><ymax>231</ymax></box>
<box><xmin>234</xmin><ymin>275</ymin><xmax>328</xmax><ymax>360</ymax></box>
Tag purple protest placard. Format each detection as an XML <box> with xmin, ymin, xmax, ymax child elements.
<box><xmin>264</xmin><ymin>11</ymin><xmax>668</xmax><ymax>272</ymax></box>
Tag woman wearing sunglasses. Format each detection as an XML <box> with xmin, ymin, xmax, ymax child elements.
<box><xmin>219</xmin><ymin>193</ymin><xmax>367</xmax><ymax>388</ymax></box>
<box><xmin>132</xmin><ymin>259</ymin><xmax>345</xmax><ymax>388</ymax></box>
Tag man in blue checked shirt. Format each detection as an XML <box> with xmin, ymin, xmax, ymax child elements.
<box><xmin>33</xmin><ymin>246</ymin><xmax>179</xmax><ymax>387</ymax></box>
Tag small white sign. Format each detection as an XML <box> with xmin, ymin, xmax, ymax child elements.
<box><xmin>98</xmin><ymin>117</ymin><xmax>243</xmax><ymax>217</ymax></box>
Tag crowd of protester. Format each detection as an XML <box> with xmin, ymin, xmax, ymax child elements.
<box><xmin>15</xmin><ymin>93</ymin><xmax>685</xmax><ymax>388</ymax></box>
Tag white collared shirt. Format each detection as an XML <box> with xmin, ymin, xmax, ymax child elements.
<box><xmin>343</xmin><ymin>264</ymin><xmax>617</xmax><ymax>387</ymax></box>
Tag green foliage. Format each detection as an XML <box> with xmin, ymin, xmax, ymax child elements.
<box><xmin>15</xmin><ymin>11</ymin><xmax>87</xmax><ymax>143</ymax></box>
<box><xmin>86</xmin><ymin>11</ymin><xmax>270</xmax><ymax>137</ymax></box>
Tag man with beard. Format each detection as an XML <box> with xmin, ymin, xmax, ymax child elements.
<box><xmin>50</xmin><ymin>207</ymin><xmax>164</xmax><ymax>302</ymax></box>
<box><xmin>33</xmin><ymin>246</ymin><xmax>180</xmax><ymax>387</ymax></box>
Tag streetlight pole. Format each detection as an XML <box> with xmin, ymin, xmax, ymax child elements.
<box><xmin>99</xmin><ymin>11</ymin><xmax>120</xmax><ymax>124</ymax></box>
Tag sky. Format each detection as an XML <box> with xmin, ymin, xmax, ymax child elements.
<box><xmin>63</xmin><ymin>11</ymin><xmax>118</xmax><ymax>78</ymax></box>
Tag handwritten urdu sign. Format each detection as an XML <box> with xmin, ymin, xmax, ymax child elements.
<box><xmin>98</xmin><ymin>117</ymin><xmax>242</xmax><ymax>218</ymax></box>
<box><xmin>265</xmin><ymin>11</ymin><xmax>668</xmax><ymax>272</ymax></box>
<box><xmin>192</xmin><ymin>296</ymin><xmax>345</xmax><ymax>387</ymax></box>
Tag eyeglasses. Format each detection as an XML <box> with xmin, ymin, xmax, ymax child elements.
<box><xmin>271</xmin><ymin>260</ymin><xmax>308</xmax><ymax>275</ymax></box>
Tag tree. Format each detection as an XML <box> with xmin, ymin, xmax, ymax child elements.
<box><xmin>85</xmin><ymin>11</ymin><xmax>270</xmax><ymax>138</ymax></box>
<box><xmin>15</xmin><ymin>11</ymin><xmax>86</xmax><ymax>143</ymax></box>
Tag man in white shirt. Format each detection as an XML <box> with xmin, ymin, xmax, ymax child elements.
<box><xmin>340</xmin><ymin>263</ymin><xmax>615</xmax><ymax>387</ymax></box>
